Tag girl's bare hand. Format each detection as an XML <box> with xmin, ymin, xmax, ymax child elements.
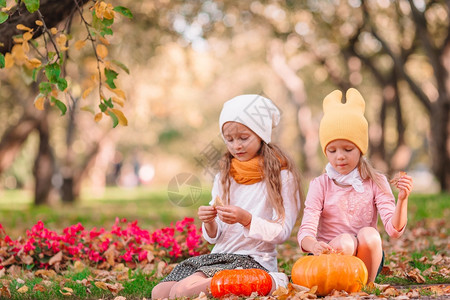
<box><xmin>396</xmin><ymin>175</ymin><xmax>413</xmax><ymax>201</ymax></box>
<box><xmin>312</xmin><ymin>241</ymin><xmax>333</xmax><ymax>256</ymax></box>
<box><xmin>215</xmin><ymin>205</ymin><xmax>250</xmax><ymax>225</ymax></box>
<box><xmin>198</xmin><ymin>205</ymin><xmax>217</xmax><ymax>224</ymax></box>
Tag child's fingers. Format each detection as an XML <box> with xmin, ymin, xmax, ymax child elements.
<box><xmin>397</xmin><ymin>178</ymin><xmax>413</xmax><ymax>192</ymax></box>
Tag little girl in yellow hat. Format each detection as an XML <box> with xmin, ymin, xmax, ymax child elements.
<box><xmin>297</xmin><ymin>88</ymin><xmax>413</xmax><ymax>283</ymax></box>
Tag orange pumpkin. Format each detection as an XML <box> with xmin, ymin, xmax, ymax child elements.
<box><xmin>210</xmin><ymin>268</ymin><xmax>272</xmax><ymax>297</ymax></box>
<box><xmin>291</xmin><ymin>253</ymin><xmax>368</xmax><ymax>296</ymax></box>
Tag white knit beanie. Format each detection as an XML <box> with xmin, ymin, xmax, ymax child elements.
<box><xmin>219</xmin><ymin>94</ymin><xmax>281</xmax><ymax>144</ymax></box>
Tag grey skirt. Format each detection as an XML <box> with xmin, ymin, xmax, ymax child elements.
<box><xmin>161</xmin><ymin>253</ymin><xmax>268</xmax><ymax>282</ymax></box>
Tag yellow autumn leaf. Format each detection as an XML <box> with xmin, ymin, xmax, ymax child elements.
<box><xmin>94</xmin><ymin>1</ymin><xmax>114</xmax><ymax>19</ymax></box>
<box><xmin>16</xmin><ymin>24</ymin><xmax>32</xmax><ymax>31</ymax></box>
<box><xmin>56</xmin><ymin>34</ymin><xmax>68</xmax><ymax>51</ymax></box>
<box><xmin>94</xmin><ymin>1</ymin><xmax>106</xmax><ymax>18</ymax></box>
<box><xmin>103</xmin><ymin>4</ymin><xmax>115</xmax><ymax>20</ymax></box>
<box><xmin>50</xmin><ymin>27</ymin><xmax>58</xmax><ymax>35</ymax></box>
<box><xmin>11</xmin><ymin>44</ymin><xmax>26</xmax><ymax>65</ymax></box>
<box><xmin>35</xmin><ymin>20</ymin><xmax>43</xmax><ymax>26</ymax></box>
<box><xmin>59</xmin><ymin>287</ymin><xmax>73</xmax><ymax>296</ymax></box>
<box><xmin>111</xmin><ymin>109</ymin><xmax>128</xmax><ymax>126</ymax></box>
<box><xmin>17</xmin><ymin>285</ymin><xmax>29</xmax><ymax>294</ymax></box>
<box><xmin>107</xmin><ymin>87</ymin><xmax>126</xmax><ymax>100</ymax></box>
<box><xmin>96</xmin><ymin>44</ymin><xmax>108</xmax><ymax>59</ymax></box>
<box><xmin>5</xmin><ymin>53</ymin><xmax>14</xmax><ymax>68</ymax></box>
<box><xmin>22</xmin><ymin>41</ymin><xmax>30</xmax><ymax>54</ymax></box>
<box><xmin>74</xmin><ymin>40</ymin><xmax>86</xmax><ymax>50</ymax></box>
<box><xmin>27</xmin><ymin>58</ymin><xmax>42</xmax><ymax>68</ymax></box>
<box><xmin>94</xmin><ymin>281</ymin><xmax>108</xmax><ymax>290</ymax></box>
<box><xmin>82</xmin><ymin>86</ymin><xmax>94</xmax><ymax>99</ymax></box>
<box><xmin>100</xmin><ymin>91</ymin><xmax>106</xmax><ymax>101</ymax></box>
<box><xmin>80</xmin><ymin>106</ymin><xmax>95</xmax><ymax>114</ymax></box>
<box><xmin>23</xmin><ymin>32</ymin><xmax>33</xmax><ymax>41</ymax></box>
<box><xmin>13</xmin><ymin>36</ymin><xmax>24</xmax><ymax>43</ymax></box>
<box><xmin>35</xmin><ymin>269</ymin><xmax>57</xmax><ymax>279</ymax></box>
<box><xmin>3</xmin><ymin>4</ymin><xmax>14</xmax><ymax>11</ymax></box>
<box><xmin>112</xmin><ymin>97</ymin><xmax>124</xmax><ymax>107</ymax></box>
<box><xmin>34</xmin><ymin>96</ymin><xmax>45</xmax><ymax>110</ymax></box>
<box><xmin>94</xmin><ymin>112</ymin><xmax>103</xmax><ymax>122</ymax></box>
<box><xmin>56</xmin><ymin>34</ymin><xmax>67</xmax><ymax>47</ymax></box>
<box><xmin>99</xmin><ymin>36</ymin><xmax>110</xmax><ymax>45</ymax></box>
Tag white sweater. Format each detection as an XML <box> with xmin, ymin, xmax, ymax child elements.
<box><xmin>202</xmin><ymin>170</ymin><xmax>301</xmax><ymax>272</ymax></box>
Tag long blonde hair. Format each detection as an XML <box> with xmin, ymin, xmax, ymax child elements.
<box><xmin>219</xmin><ymin>143</ymin><xmax>304</xmax><ymax>222</ymax></box>
<box><xmin>358</xmin><ymin>156</ymin><xmax>390</xmax><ymax>194</ymax></box>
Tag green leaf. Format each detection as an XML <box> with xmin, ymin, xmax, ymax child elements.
<box><xmin>48</xmin><ymin>52</ymin><xmax>56</xmax><ymax>61</ymax></box>
<box><xmin>0</xmin><ymin>0</ymin><xmax>6</xmax><ymax>7</ymax></box>
<box><xmin>30</xmin><ymin>39</ymin><xmax>39</xmax><ymax>47</ymax></box>
<box><xmin>112</xmin><ymin>60</ymin><xmax>130</xmax><ymax>74</ymax></box>
<box><xmin>104</xmin><ymin>98</ymin><xmax>113</xmax><ymax>108</ymax></box>
<box><xmin>101</xmin><ymin>18</ymin><xmax>114</xmax><ymax>27</ymax></box>
<box><xmin>0</xmin><ymin>11</ymin><xmax>8</xmax><ymax>24</ymax></box>
<box><xmin>51</xmin><ymin>97</ymin><xmax>67</xmax><ymax>116</ymax></box>
<box><xmin>32</xmin><ymin>67</ymin><xmax>41</xmax><ymax>81</ymax></box>
<box><xmin>23</xmin><ymin>0</ymin><xmax>39</xmax><ymax>13</ymax></box>
<box><xmin>113</xmin><ymin>6</ymin><xmax>133</xmax><ymax>18</ymax></box>
<box><xmin>104</xmin><ymin>68</ymin><xmax>118</xmax><ymax>89</ymax></box>
<box><xmin>57</xmin><ymin>77</ymin><xmax>68</xmax><ymax>91</ymax></box>
<box><xmin>45</xmin><ymin>63</ymin><xmax>61</xmax><ymax>84</ymax></box>
<box><xmin>101</xmin><ymin>28</ymin><xmax>113</xmax><ymax>37</ymax></box>
<box><xmin>107</xmin><ymin>110</ymin><xmax>119</xmax><ymax>128</ymax></box>
<box><xmin>39</xmin><ymin>82</ymin><xmax>52</xmax><ymax>95</ymax></box>
<box><xmin>0</xmin><ymin>53</ymin><xmax>4</xmax><ymax>68</ymax></box>
<box><xmin>99</xmin><ymin>103</ymin><xmax>107</xmax><ymax>112</ymax></box>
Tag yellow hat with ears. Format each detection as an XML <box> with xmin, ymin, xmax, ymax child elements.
<box><xmin>319</xmin><ymin>88</ymin><xmax>369</xmax><ymax>155</ymax></box>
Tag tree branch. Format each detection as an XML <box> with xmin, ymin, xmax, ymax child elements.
<box><xmin>360</xmin><ymin>0</ymin><xmax>432</xmax><ymax>112</ymax></box>
<box><xmin>0</xmin><ymin>0</ymin><xmax>90</xmax><ymax>54</ymax></box>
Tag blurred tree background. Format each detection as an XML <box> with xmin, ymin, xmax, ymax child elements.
<box><xmin>0</xmin><ymin>0</ymin><xmax>448</xmax><ymax>206</ymax></box>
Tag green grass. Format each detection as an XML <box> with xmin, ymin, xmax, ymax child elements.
<box><xmin>2</xmin><ymin>268</ymin><xmax>157</xmax><ymax>299</ymax></box>
<box><xmin>406</xmin><ymin>193</ymin><xmax>450</xmax><ymax>221</ymax></box>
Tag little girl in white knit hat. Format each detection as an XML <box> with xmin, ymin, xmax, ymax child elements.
<box><xmin>152</xmin><ymin>94</ymin><xmax>304</xmax><ymax>298</ymax></box>
<box><xmin>297</xmin><ymin>88</ymin><xmax>414</xmax><ymax>283</ymax></box>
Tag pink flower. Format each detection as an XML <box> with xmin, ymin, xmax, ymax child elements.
<box><xmin>121</xmin><ymin>251</ymin><xmax>133</xmax><ymax>262</ymax></box>
<box><xmin>138</xmin><ymin>250</ymin><xmax>148</xmax><ymax>261</ymax></box>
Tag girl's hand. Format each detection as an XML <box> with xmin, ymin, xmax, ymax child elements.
<box><xmin>198</xmin><ymin>205</ymin><xmax>217</xmax><ymax>224</ymax></box>
<box><xmin>216</xmin><ymin>205</ymin><xmax>251</xmax><ymax>226</ymax></box>
<box><xmin>395</xmin><ymin>174</ymin><xmax>413</xmax><ymax>202</ymax></box>
<box><xmin>312</xmin><ymin>241</ymin><xmax>333</xmax><ymax>256</ymax></box>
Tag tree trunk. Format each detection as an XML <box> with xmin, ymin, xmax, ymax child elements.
<box><xmin>268</xmin><ymin>40</ymin><xmax>322</xmax><ymax>176</ymax></box>
<box><xmin>429</xmin><ymin>101</ymin><xmax>450</xmax><ymax>191</ymax></box>
<box><xmin>0</xmin><ymin>0</ymin><xmax>90</xmax><ymax>54</ymax></box>
<box><xmin>32</xmin><ymin>111</ymin><xmax>54</xmax><ymax>205</ymax></box>
<box><xmin>0</xmin><ymin>114</ymin><xmax>40</xmax><ymax>174</ymax></box>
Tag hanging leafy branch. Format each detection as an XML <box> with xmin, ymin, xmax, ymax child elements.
<box><xmin>0</xmin><ymin>0</ymin><xmax>132</xmax><ymax>128</ymax></box>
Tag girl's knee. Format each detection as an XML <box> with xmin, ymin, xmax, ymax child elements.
<box><xmin>357</xmin><ymin>227</ymin><xmax>381</xmax><ymax>248</ymax></box>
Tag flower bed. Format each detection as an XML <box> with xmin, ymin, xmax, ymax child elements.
<box><xmin>0</xmin><ymin>217</ymin><xmax>208</xmax><ymax>270</ymax></box>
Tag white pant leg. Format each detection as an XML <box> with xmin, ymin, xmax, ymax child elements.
<box><xmin>268</xmin><ymin>271</ymin><xmax>289</xmax><ymax>289</ymax></box>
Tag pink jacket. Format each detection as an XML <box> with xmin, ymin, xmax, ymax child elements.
<box><xmin>297</xmin><ymin>173</ymin><xmax>405</xmax><ymax>251</ymax></box>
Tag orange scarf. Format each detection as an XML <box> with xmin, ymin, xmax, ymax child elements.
<box><xmin>229</xmin><ymin>156</ymin><xmax>288</xmax><ymax>185</ymax></box>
